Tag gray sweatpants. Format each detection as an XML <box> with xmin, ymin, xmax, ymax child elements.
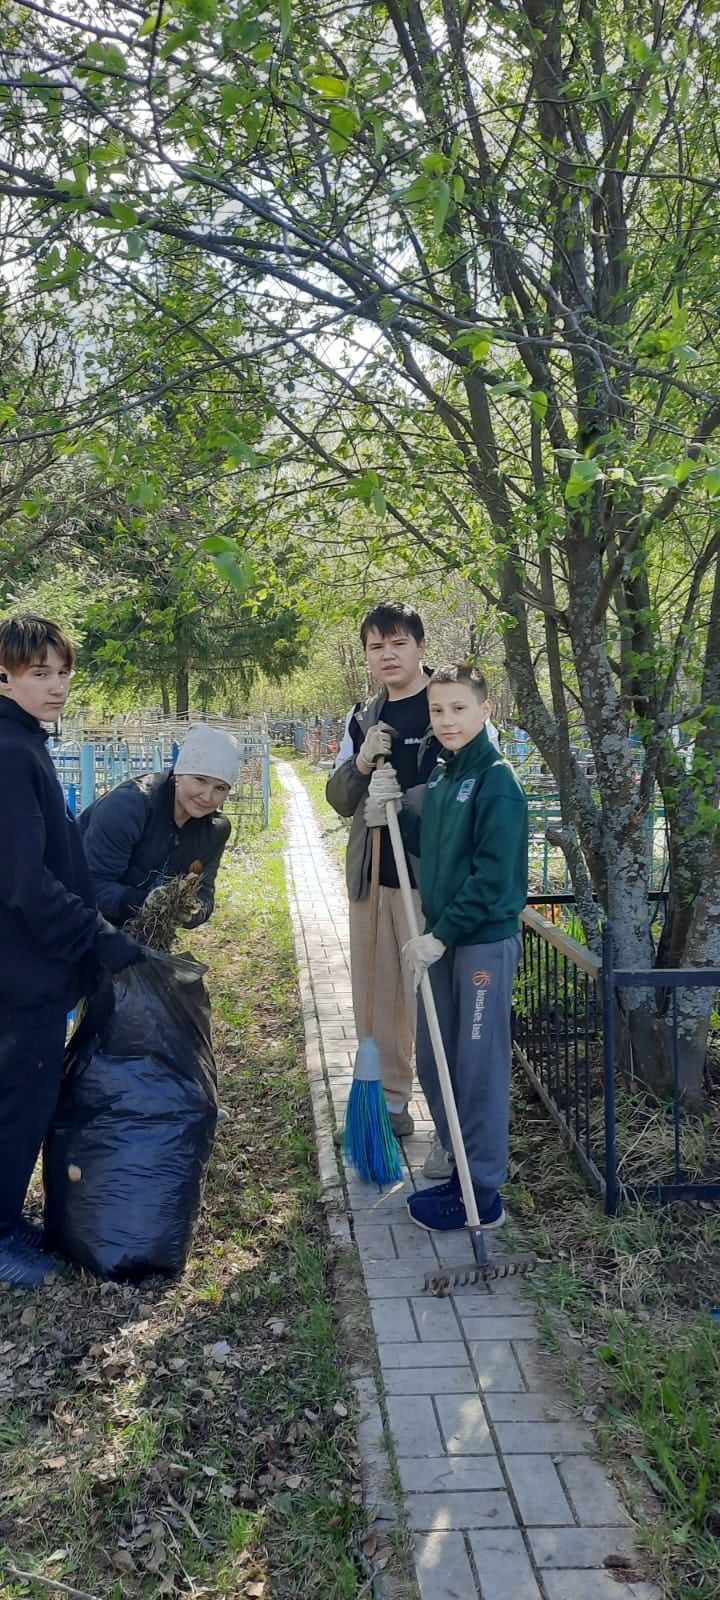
<box><xmin>416</xmin><ymin>935</ymin><xmax>523</xmax><ymax>1206</ymax></box>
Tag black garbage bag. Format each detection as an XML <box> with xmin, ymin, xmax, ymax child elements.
<box><xmin>43</xmin><ymin>952</ymin><xmax>218</xmax><ymax>1281</ymax></box>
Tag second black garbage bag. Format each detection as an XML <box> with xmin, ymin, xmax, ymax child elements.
<box><xmin>44</xmin><ymin>951</ymin><xmax>218</xmax><ymax>1281</ymax></box>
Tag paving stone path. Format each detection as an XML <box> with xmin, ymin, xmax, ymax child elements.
<box><xmin>278</xmin><ymin>762</ymin><xmax>661</xmax><ymax>1600</ymax></box>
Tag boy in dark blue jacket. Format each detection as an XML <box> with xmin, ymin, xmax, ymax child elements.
<box><xmin>0</xmin><ymin>615</ymin><xmax>145</xmax><ymax>1287</ymax></box>
<box><xmin>366</xmin><ymin>664</ymin><xmax>528</xmax><ymax>1232</ymax></box>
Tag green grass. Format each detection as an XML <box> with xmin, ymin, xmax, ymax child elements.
<box><xmin>0</xmin><ymin>779</ymin><xmax>371</xmax><ymax>1600</ymax></box>
<box><xmin>508</xmin><ymin>1074</ymin><xmax>720</xmax><ymax>1600</ymax></box>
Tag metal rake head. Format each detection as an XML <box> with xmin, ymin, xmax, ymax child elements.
<box><xmin>424</xmin><ymin>1252</ymin><xmax>537</xmax><ymax>1297</ymax></box>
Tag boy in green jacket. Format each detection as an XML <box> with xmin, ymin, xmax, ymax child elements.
<box><xmin>365</xmin><ymin>664</ymin><xmax>528</xmax><ymax>1231</ymax></box>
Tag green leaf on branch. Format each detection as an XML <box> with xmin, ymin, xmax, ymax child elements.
<box><xmin>309</xmin><ymin>75</ymin><xmax>349</xmax><ymax>100</ymax></box>
<box><xmin>565</xmin><ymin>459</ymin><xmax>602</xmax><ymax>502</ymax></box>
<box><xmin>219</xmin><ymin>434</ymin><xmax>259</xmax><ymax>469</ymax></box>
<box><xmin>109</xmin><ymin>201</ymin><xmax>139</xmax><ymax>228</ymax></box>
<box><xmin>492</xmin><ymin>380</ymin><xmax>533</xmax><ymax>400</ymax></box>
<box><xmin>370</xmin><ymin>115</ymin><xmax>385</xmax><ymax>155</ymax></box>
<box><xmin>432</xmin><ymin>181</ymin><xmax>451</xmax><ymax>237</ymax></box>
<box><xmin>159</xmin><ymin>21</ymin><xmax>201</xmax><ymax>59</ymax></box>
<box><xmin>83</xmin><ymin>42</ymin><xmax>128</xmax><ymax>74</ymax></box>
<box><xmin>328</xmin><ymin>106</ymin><xmax>359</xmax><ymax>152</ymax></box>
<box><xmin>627</xmin><ymin>35</ymin><xmax>658</xmax><ymax>68</ymax></box>
<box><xmin>400</xmin><ymin>175</ymin><xmax>432</xmax><ymax>204</ymax></box>
<box><xmin>220</xmin><ymin>84</ymin><xmax>247</xmax><ymax>119</ymax></box>
<box><xmin>279</xmin><ymin>0</ymin><xmax>292</xmax><ymax>43</ymax></box>
<box><xmin>201</xmin><ymin>534</ymin><xmax>242</xmax><ymax>556</ymax></box>
<box><xmin>128</xmin><ymin>480</ymin><xmax>159</xmax><ymax>508</ymax></box>
<box><xmin>201</xmin><ymin>536</ymin><xmax>254</xmax><ymax>591</ymax></box>
<box><xmin>531</xmin><ymin>390</ymin><xmax>549</xmax><ymax>425</ymax></box>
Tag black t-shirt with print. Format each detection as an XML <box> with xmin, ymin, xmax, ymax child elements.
<box><xmin>378</xmin><ymin>687</ymin><xmax>438</xmax><ymax>887</ymax></box>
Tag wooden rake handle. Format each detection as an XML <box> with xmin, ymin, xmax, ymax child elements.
<box><xmin>384</xmin><ymin>799</ymin><xmax>483</xmax><ymax>1233</ymax></box>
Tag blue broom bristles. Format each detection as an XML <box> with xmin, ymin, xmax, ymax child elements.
<box><xmin>343</xmin><ymin>1037</ymin><xmax>404</xmax><ymax>1185</ymax></box>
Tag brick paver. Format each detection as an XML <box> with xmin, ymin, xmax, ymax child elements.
<box><xmin>278</xmin><ymin>763</ymin><xmax>660</xmax><ymax>1600</ymax></box>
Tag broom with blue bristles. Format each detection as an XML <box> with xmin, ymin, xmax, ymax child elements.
<box><xmin>342</xmin><ymin>791</ymin><xmax>403</xmax><ymax>1185</ymax></box>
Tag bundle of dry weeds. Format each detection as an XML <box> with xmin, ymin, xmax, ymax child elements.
<box><xmin>128</xmin><ymin>873</ymin><xmax>201</xmax><ymax>952</ymax></box>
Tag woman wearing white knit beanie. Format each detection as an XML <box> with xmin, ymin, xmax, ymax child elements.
<box><xmin>78</xmin><ymin>725</ymin><xmax>240</xmax><ymax>928</ymax></box>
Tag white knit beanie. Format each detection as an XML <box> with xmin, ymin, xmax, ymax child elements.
<box><xmin>174</xmin><ymin>725</ymin><xmax>239</xmax><ymax>787</ymax></box>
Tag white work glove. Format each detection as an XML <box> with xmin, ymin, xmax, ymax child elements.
<box><xmin>364</xmin><ymin>764</ymin><xmax>402</xmax><ymax>828</ymax></box>
<box><xmin>402</xmin><ymin>932</ymin><xmax>446</xmax><ymax>991</ymax></box>
<box><xmin>357</xmin><ymin>721</ymin><xmax>394</xmax><ymax>771</ymax></box>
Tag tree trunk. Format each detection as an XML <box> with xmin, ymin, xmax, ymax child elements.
<box><xmin>669</xmin><ymin>835</ymin><xmax>720</xmax><ymax>1108</ymax></box>
<box><xmin>175</xmin><ymin>660</ymin><xmax>189</xmax><ymax>718</ymax></box>
<box><xmin>160</xmin><ymin>678</ymin><xmax>171</xmax><ymax>716</ymax></box>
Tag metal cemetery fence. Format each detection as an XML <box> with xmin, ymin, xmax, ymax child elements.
<box><xmin>527</xmin><ymin>797</ymin><xmax>669</xmax><ymax>894</ymax></box>
<box><xmin>51</xmin><ymin>718</ymin><xmax>271</xmax><ymax>830</ymax></box>
<box><xmin>513</xmin><ymin>898</ymin><xmax>720</xmax><ymax>1214</ymax></box>
<box><xmin>268</xmin><ymin>715</ymin><xmax>344</xmax><ymax>761</ymax></box>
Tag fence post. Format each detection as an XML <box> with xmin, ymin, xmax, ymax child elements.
<box><xmin>261</xmin><ymin>736</ymin><xmax>270</xmax><ymax>827</ymax></box>
<box><xmin>601</xmin><ymin>921</ymin><xmax>619</xmax><ymax>1216</ymax></box>
<box><xmin>80</xmin><ymin>743</ymin><xmax>96</xmax><ymax>813</ymax></box>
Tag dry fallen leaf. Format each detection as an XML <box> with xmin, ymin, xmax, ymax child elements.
<box><xmin>111</xmin><ymin>1549</ymin><xmax>136</xmax><ymax>1573</ymax></box>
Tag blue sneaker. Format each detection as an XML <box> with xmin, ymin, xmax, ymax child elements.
<box><xmin>0</xmin><ymin>1231</ymin><xmax>58</xmax><ymax>1288</ymax></box>
<box><xmin>407</xmin><ymin>1180</ymin><xmax>505</xmax><ymax>1233</ymax></box>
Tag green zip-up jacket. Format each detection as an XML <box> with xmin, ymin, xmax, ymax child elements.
<box><xmin>399</xmin><ymin>726</ymin><xmax>528</xmax><ymax>947</ymax></box>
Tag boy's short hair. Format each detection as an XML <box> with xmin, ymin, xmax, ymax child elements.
<box><xmin>360</xmin><ymin>601</ymin><xmax>424</xmax><ymax>647</ymax></box>
<box><xmin>0</xmin><ymin>615</ymin><xmax>75</xmax><ymax>673</ymax></box>
<box><xmin>430</xmin><ymin>662</ymin><xmax>489</xmax><ymax>700</ymax></box>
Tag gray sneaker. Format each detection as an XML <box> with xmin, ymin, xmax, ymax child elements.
<box><xmin>422</xmin><ymin>1133</ymin><xmax>456</xmax><ymax>1180</ymax></box>
<box><xmin>389</xmin><ymin>1106</ymin><xmax>414</xmax><ymax>1139</ymax></box>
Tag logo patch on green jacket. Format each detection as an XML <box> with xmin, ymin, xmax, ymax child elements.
<box><xmin>457</xmin><ymin>778</ymin><xmax>476</xmax><ymax>803</ymax></box>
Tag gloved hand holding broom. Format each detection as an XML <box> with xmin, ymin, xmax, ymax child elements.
<box><xmin>356</xmin><ymin>721</ymin><xmax>394</xmax><ymax>775</ymax></box>
<box><xmin>342</xmin><ymin>756</ymin><xmax>404</xmax><ymax>1186</ymax></box>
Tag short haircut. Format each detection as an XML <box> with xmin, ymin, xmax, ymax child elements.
<box><xmin>360</xmin><ymin>601</ymin><xmax>424</xmax><ymax>647</ymax></box>
<box><xmin>0</xmin><ymin>615</ymin><xmax>75</xmax><ymax>673</ymax></box>
<box><xmin>430</xmin><ymin>662</ymin><xmax>489</xmax><ymax>700</ymax></box>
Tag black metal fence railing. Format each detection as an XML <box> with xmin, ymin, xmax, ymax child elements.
<box><xmin>602</xmin><ymin>924</ymin><xmax>720</xmax><ymax>1212</ymax></box>
<box><xmin>513</xmin><ymin>901</ymin><xmax>720</xmax><ymax>1214</ymax></box>
<box><xmin>514</xmin><ymin>904</ymin><xmax>605</xmax><ymax>1199</ymax></box>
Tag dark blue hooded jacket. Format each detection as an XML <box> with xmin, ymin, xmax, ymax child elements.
<box><xmin>0</xmin><ymin>698</ymin><xmax>103</xmax><ymax>1013</ymax></box>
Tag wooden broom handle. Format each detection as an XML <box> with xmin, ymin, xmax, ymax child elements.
<box><xmin>364</xmin><ymin>757</ymin><xmax>383</xmax><ymax>1038</ymax></box>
